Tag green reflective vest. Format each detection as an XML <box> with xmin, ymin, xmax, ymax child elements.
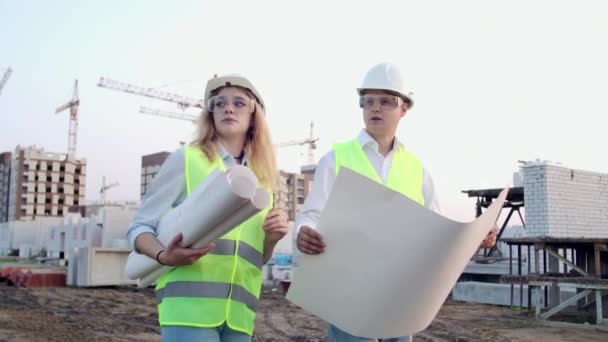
<box><xmin>333</xmin><ymin>139</ymin><xmax>425</xmax><ymax>205</ymax></box>
<box><xmin>155</xmin><ymin>146</ymin><xmax>271</xmax><ymax>336</ymax></box>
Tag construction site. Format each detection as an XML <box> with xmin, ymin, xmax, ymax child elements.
<box><xmin>1</xmin><ymin>63</ymin><xmax>607</xmax><ymax>341</ymax></box>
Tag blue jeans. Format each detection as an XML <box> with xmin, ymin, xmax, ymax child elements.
<box><xmin>161</xmin><ymin>323</ymin><xmax>251</xmax><ymax>342</ymax></box>
<box><xmin>328</xmin><ymin>324</ymin><xmax>412</xmax><ymax>342</ymax></box>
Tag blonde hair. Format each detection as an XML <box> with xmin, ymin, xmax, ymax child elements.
<box><xmin>194</xmin><ymin>87</ymin><xmax>278</xmax><ymax>191</ymax></box>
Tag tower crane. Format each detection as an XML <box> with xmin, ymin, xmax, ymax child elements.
<box><xmin>100</xmin><ymin>176</ymin><xmax>119</xmax><ymax>205</ymax></box>
<box><xmin>138</xmin><ymin>106</ymin><xmax>318</xmax><ymax>164</ymax></box>
<box><xmin>275</xmin><ymin>122</ymin><xmax>318</xmax><ymax>165</ymax></box>
<box><xmin>0</xmin><ymin>67</ymin><xmax>12</xmax><ymax>96</ymax></box>
<box><xmin>55</xmin><ymin>80</ymin><xmax>80</xmax><ymax>160</ymax></box>
<box><xmin>98</xmin><ymin>76</ymin><xmax>319</xmax><ymax>164</ymax></box>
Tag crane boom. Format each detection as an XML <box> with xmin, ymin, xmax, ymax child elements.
<box><xmin>137</xmin><ymin>106</ymin><xmax>318</xmax><ymax>164</ymax></box>
<box><xmin>139</xmin><ymin>106</ymin><xmax>198</xmax><ymax>123</ymax></box>
<box><xmin>97</xmin><ymin>77</ymin><xmax>204</xmax><ymax>109</ymax></box>
<box><xmin>100</xmin><ymin>176</ymin><xmax>119</xmax><ymax>205</ymax></box>
<box><xmin>275</xmin><ymin>138</ymin><xmax>317</xmax><ymax>147</ymax></box>
<box><xmin>0</xmin><ymin>68</ymin><xmax>12</xmax><ymax>95</ymax></box>
<box><xmin>275</xmin><ymin>122</ymin><xmax>318</xmax><ymax>165</ymax></box>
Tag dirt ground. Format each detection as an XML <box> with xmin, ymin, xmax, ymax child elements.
<box><xmin>0</xmin><ymin>284</ymin><xmax>606</xmax><ymax>342</ymax></box>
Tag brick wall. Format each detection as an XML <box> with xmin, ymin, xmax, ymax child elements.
<box><xmin>523</xmin><ymin>162</ymin><xmax>608</xmax><ymax>238</ymax></box>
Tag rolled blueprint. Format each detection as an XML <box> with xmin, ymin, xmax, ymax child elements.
<box><xmin>125</xmin><ymin>166</ymin><xmax>269</xmax><ymax>283</ymax></box>
<box><xmin>136</xmin><ymin>188</ymin><xmax>270</xmax><ymax>288</ymax></box>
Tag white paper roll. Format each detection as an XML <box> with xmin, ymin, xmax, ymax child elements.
<box><xmin>136</xmin><ymin>188</ymin><xmax>271</xmax><ymax>288</ymax></box>
<box><xmin>125</xmin><ymin>165</ymin><xmax>268</xmax><ymax>283</ymax></box>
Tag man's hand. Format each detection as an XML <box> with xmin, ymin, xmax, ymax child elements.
<box><xmin>480</xmin><ymin>225</ymin><xmax>498</xmax><ymax>248</ymax></box>
<box><xmin>263</xmin><ymin>208</ymin><xmax>289</xmax><ymax>245</ymax></box>
<box><xmin>297</xmin><ymin>226</ymin><xmax>326</xmax><ymax>255</ymax></box>
<box><xmin>158</xmin><ymin>233</ymin><xmax>215</xmax><ymax>266</ymax></box>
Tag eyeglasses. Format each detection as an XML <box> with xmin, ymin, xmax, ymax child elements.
<box><xmin>359</xmin><ymin>95</ymin><xmax>403</xmax><ymax>110</ymax></box>
<box><xmin>208</xmin><ymin>95</ymin><xmax>255</xmax><ymax>112</ymax></box>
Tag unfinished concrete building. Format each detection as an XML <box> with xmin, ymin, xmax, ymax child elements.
<box><xmin>300</xmin><ymin>163</ymin><xmax>316</xmax><ymax>179</ymax></box>
<box><xmin>275</xmin><ymin>170</ymin><xmax>312</xmax><ymax>221</ymax></box>
<box><xmin>0</xmin><ymin>152</ymin><xmax>11</xmax><ymax>222</ymax></box>
<box><xmin>457</xmin><ymin>160</ymin><xmax>608</xmax><ymax>325</ymax></box>
<box><xmin>140</xmin><ymin>151</ymin><xmax>170</xmax><ymax>198</ymax></box>
<box><xmin>5</xmin><ymin>145</ymin><xmax>86</xmax><ymax>221</ymax></box>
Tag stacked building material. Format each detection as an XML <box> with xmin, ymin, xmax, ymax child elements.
<box><xmin>0</xmin><ymin>264</ymin><xmax>66</xmax><ymax>287</ymax></box>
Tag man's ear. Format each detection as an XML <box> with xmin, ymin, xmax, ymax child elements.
<box><xmin>400</xmin><ymin>104</ymin><xmax>408</xmax><ymax>118</ymax></box>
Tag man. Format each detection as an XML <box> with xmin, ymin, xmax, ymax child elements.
<box><xmin>295</xmin><ymin>62</ymin><xmax>440</xmax><ymax>342</ymax></box>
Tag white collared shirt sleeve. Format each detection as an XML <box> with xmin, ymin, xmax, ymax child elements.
<box><xmin>295</xmin><ymin>151</ymin><xmax>336</xmax><ymax>233</ymax></box>
<box><xmin>126</xmin><ymin>146</ymin><xmax>245</xmax><ymax>251</ymax></box>
<box><xmin>421</xmin><ymin>167</ymin><xmax>441</xmax><ymax>214</ymax></box>
<box><xmin>126</xmin><ymin>148</ymin><xmax>187</xmax><ymax>251</ymax></box>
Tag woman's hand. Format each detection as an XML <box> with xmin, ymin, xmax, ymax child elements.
<box><xmin>263</xmin><ymin>208</ymin><xmax>289</xmax><ymax>245</ymax></box>
<box><xmin>158</xmin><ymin>233</ymin><xmax>215</xmax><ymax>266</ymax></box>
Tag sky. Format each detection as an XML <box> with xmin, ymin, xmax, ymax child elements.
<box><xmin>1</xmin><ymin>0</ymin><xmax>606</xmax><ymax>223</ymax></box>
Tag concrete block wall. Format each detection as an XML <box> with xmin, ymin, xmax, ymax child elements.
<box><xmin>0</xmin><ymin>204</ymin><xmax>132</xmax><ymax>258</ymax></box>
<box><xmin>523</xmin><ymin>162</ymin><xmax>608</xmax><ymax>238</ymax></box>
<box><xmin>452</xmin><ymin>281</ymin><xmax>577</xmax><ymax>307</ymax></box>
<box><xmin>4</xmin><ymin>222</ymin><xmax>30</xmax><ymax>250</ymax></box>
<box><xmin>98</xmin><ymin>204</ymin><xmax>138</xmax><ymax>248</ymax></box>
<box><xmin>0</xmin><ymin>223</ymin><xmax>10</xmax><ymax>249</ymax></box>
<box><xmin>47</xmin><ymin>224</ymin><xmax>78</xmax><ymax>259</ymax></box>
<box><xmin>47</xmin><ymin>221</ymin><xmax>102</xmax><ymax>260</ymax></box>
<box><xmin>453</xmin><ymin>281</ymin><xmax>537</xmax><ymax>307</ymax></box>
<box><xmin>0</xmin><ymin>217</ymin><xmax>62</xmax><ymax>251</ymax></box>
<box><xmin>70</xmin><ymin>247</ymin><xmax>135</xmax><ymax>287</ymax></box>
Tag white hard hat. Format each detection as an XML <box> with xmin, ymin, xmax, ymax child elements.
<box><xmin>357</xmin><ymin>62</ymin><xmax>414</xmax><ymax>109</ymax></box>
<box><xmin>204</xmin><ymin>74</ymin><xmax>265</xmax><ymax>110</ymax></box>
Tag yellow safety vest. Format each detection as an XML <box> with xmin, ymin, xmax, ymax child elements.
<box><xmin>333</xmin><ymin>139</ymin><xmax>425</xmax><ymax>205</ymax></box>
<box><xmin>155</xmin><ymin>146</ymin><xmax>271</xmax><ymax>335</ymax></box>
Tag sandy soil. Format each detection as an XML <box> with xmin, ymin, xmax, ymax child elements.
<box><xmin>0</xmin><ymin>284</ymin><xmax>606</xmax><ymax>342</ymax></box>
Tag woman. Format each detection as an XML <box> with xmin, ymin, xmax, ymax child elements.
<box><xmin>127</xmin><ymin>74</ymin><xmax>288</xmax><ymax>341</ymax></box>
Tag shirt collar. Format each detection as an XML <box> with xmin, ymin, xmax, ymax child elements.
<box><xmin>357</xmin><ymin>129</ymin><xmax>403</xmax><ymax>153</ymax></box>
<box><xmin>217</xmin><ymin>142</ymin><xmax>248</xmax><ymax>165</ymax></box>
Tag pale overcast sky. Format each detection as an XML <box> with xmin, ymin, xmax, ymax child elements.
<box><xmin>1</xmin><ymin>0</ymin><xmax>606</xmax><ymax>223</ymax></box>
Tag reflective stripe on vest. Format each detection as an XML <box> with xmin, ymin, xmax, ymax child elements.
<box><xmin>156</xmin><ymin>282</ymin><xmax>258</xmax><ymax>312</ymax></box>
<box><xmin>333</xmin><ymin>139</ymin><xmax>425</xmax><ymax>205</ymax></box>
<box><xmin>209</xmin><ymin>239</ymin><xmax>264</xmax><ymax>269</ymax></box>
<box><xmin>155</xmin><ymin>146</ymin><xmax>271</xmax><ymax>335</ymax></box>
